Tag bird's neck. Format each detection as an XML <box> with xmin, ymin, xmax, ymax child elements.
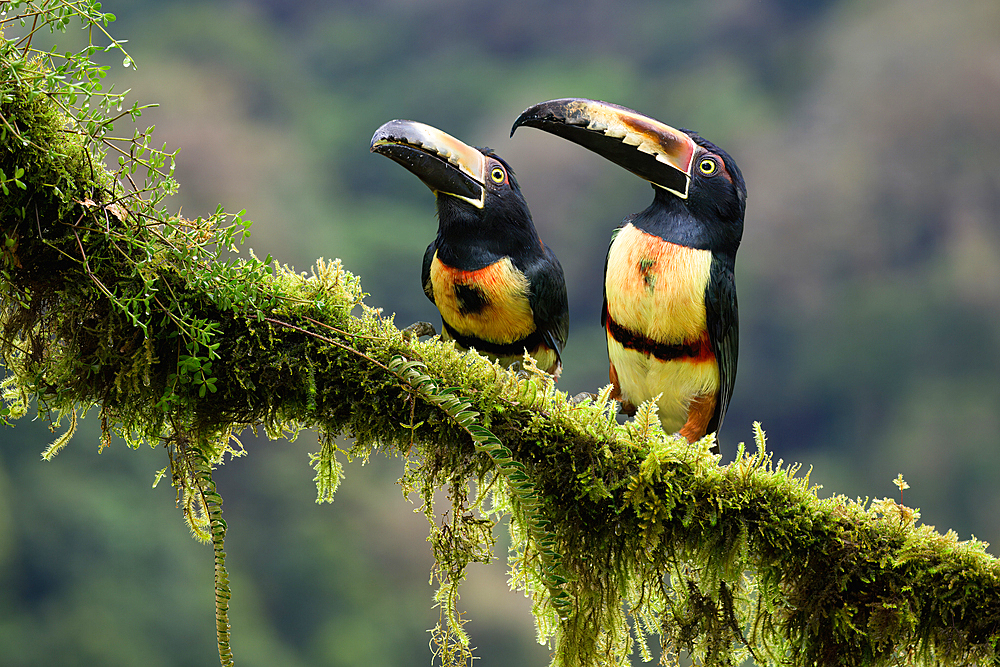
<box><xmin>629</xmin><ymin>186</ymin><xmax>739</xmax><ymax>256</ymax></box>
<box><xmin>628</xmin><ymin>190</ymin><xmax>701</xmax><ymax>248</ymax></box>
<box><xmin>435</xmin><ymin>198</ymin><xmax>540</xmax><ymax>270</ymax></box>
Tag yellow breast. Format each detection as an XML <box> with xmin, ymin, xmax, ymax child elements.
<box><xmin>604</xmin><ymin>223</ymin><xmax>712</xmax><ymax>344</ymax></box>
<box><xmin>428</xmin><ymin>252</ymin><xmax>535</xmax><ymax>344</ymax></box>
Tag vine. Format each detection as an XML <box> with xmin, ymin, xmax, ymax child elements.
<box><xmin>2</xmin><ymin>5</ymin><xmax>1000</xmax><ymax>667</ymax></box>
<box><xmin>166</xmin><ymin>428</ymin><xmax>240</xmax><ymax>666</ymax></box>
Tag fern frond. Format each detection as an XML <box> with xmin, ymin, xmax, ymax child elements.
<box><xmin>41</xmin><ymin>408</ymin><xmax>77</xmax><ymax>461</ymax></box>
<box><xmin>310</xmin><ymin>436</ymin><xmax>344</xmax><ymax>504</ymax></box>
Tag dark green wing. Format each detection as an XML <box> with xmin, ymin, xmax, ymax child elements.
<box><xmin>420</xmin><ymin>241</ymin><xmax>437</xmax><ymax>304</ymax></box>
<box><xmin>525</xmin><ymin>243</ymin><xmax>569</xmax><ymax>356</ymax></box>
<box><xmin>705</xmin><ymin>253</ymin><xmax>739</xmax><ymax>437</ymax></box>
<box><xmin>599</xmin><ymin>224</ymin><xmax>626</xmax><ymax>331</ymax></box>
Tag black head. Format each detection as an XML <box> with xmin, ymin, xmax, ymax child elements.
<box><xmin>658</xmin><ymin>131</ymin><xmax>746</xmax><ymax>254</ymax></box>
<box><xmin>371</xmin><ymin>120</ymin><xmax>540</xmax><ymax>260</ymax></box>
<box><xmin>512</xmin><ymin>98</ymin><xmax>747</xmax><ymax>254</ymax></box>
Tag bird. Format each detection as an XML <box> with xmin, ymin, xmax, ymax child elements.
<box><xmin>511</xmin><ymin>98</ymin><xmax>746</xmax><ymax>445</ymax></box>
<box><xmin>371</xmin><ymin>119</ymin><xmax>569</xmax><ymax>377</ymax></box>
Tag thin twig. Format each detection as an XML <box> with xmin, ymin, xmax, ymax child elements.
<box><xmin>301</xmin><ymin>314</ymin><xmax>386</xmax><ymax>341</ymax></box>
<box><xmin>264</xmin><ymin>316</ymin><xmax>392</xmax><ymax>373</ymax></box>
<box><xmin>71</xmin><ymin>224</ymin><xmax>119</xmax><ymax>304</ymax></box>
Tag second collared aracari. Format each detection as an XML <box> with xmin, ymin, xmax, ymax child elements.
<box><xmin>511</xmin><ymin>99</ymin><xmax>746</xmax><ymax>444</ymax></box>
<box><xmin>371</xmin><ymin>119</ymin><xmax>569</xmax><ymax>376</ymax></box>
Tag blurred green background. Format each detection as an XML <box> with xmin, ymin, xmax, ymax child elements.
<box><xmin>1</xmin><ymin>0</ymin><xmax>999</xmax><ymax>664</ymax></box>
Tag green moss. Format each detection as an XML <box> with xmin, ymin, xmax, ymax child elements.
<box><xmin>3</xmin><ymin>6</ymin><xmax>1000</xmax><ymax>667</ymax></box>
<box><xmin>0</xmin><ymin>70</ymin><xmax>94</xmax><ymax>218</ymax></box>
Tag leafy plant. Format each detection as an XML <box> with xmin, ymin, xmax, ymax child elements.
<box><xmin>2</xmin><ymin>4</ymin><xmax>1000</xmax><ymax>667</ymax></box>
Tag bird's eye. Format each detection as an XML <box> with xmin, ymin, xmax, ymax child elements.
<box><xmin>698</xmin><ymin>158</ymin><xmax>718</xmax><ymax>176</ymax></box>
<box><xmin>490</xmin><ymin>166</ymin><xmax>506</xmax><ymax>183</ymax></box>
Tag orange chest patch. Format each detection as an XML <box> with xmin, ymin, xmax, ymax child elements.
<box><xmin>605</xmin><ymin>223</ymin><xmax>712</xmax><ymax>344</ymax></box>
<box><xmin>428</xmin><ymin>253</ymin><xmax>535</xmax><ymax>344</ymax></box>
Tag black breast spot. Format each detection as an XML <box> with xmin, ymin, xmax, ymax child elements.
<box><xmin>639</xmin><ymin>258</ymin><xmax>657</xmax><ymax>289</ymax></box>
<box><xmin>454</xmin><ymin>283</ymin><xmax>489</xmax><ymax>315</ymax></box>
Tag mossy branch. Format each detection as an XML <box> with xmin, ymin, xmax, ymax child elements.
<box><xmin>2</xmin><ymin>5</ymin><xmax>1000</xmax><ymax>667</ymax></box>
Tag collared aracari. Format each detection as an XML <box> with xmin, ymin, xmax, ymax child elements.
<box><xmin>371</xmin><ymin>119</ymin><xmax>569</xmax><ymax>376</ymax></box>
<box><xmin>511</xmin><ymin>98</ymin><xmax>746</xmax><ymax>444</ymax></box>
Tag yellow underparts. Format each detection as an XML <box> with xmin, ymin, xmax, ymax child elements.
<box><xmin>604</xmin><ymin>223</ymin><xmax>719</xmax><ymax>433</ymax></box>
<box><xmin>428</xmin><ymin>252</ymin><xmax>535</xmax><ymax>344</ymax></box>
<box><xmin>605</xmin><ymin>223</ymin><xmax>712</xmax><ymax>342</ymax></box>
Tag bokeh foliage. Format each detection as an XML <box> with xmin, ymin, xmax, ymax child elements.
<box><xmin>3</xmin><ymin>3</ymin><xmax>1000</xmax><ymax>667</ymax></box>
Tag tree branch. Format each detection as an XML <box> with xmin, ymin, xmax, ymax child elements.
<box><xmin>1</xmin><ymin>6</ymin><xmax>999</xmax><ymax>667</ymax></box>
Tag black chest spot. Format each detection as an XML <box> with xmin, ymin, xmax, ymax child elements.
<box><xmin>639</xmin><ymin>258</ymin><xmax>657</xmax><ymax>290</ymax></box>
<box><xmin>454</xmin><ymin>283</ymin><xmax>489</xmax><ymax>315</ymax></box>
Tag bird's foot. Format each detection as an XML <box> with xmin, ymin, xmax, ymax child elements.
<box><xmin>508</xmin><ymin>354</ymin><xmax>553</xmax><ymax>382</ymax></box>
<box><xmin>506</xmin><ymin>359</ymin><xmax>532</xmax><ymax>380</ymax></box>
<box><xmin>401</xmin><ymin>321</ymin><xmax>437</xmax><ymax>339</ymax></box>
<box><xmin>617</xmin><ymin>398</ymin><xmax>638</xmax><ymax>416</ymax></box>
<box><xmin>569</xmin><ymin>392</ymin><xmax>597</xmax><ymax>405</ymax></box>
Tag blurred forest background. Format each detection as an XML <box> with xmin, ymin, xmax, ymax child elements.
<box><xmin>1</xmin><ymin>0</ymin><xmax>999</xmax><ymax>665</ymax></box>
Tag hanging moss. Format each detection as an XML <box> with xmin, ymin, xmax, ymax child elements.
<box><xmin>2</xmin><ymin>6</ymin><xmax>1000</xmax><ymax>667</ymax></box>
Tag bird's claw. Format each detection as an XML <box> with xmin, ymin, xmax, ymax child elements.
<box><xmin>508</xmin><ymin>355</ymin><xmax>554</xmax><ymax>382</ymax></box>
<box><xmin>401</xmin><ymin>321</ymin><xmax>437</xmax><ymax>339</ymax></box>
<box><xmin>569</xmin><ymin>391</ymin><xmax>597</xmax><ymax>406</ymax></box>
<box><xmin>506</xmin><ymin>360</ymin><xmax>530</xmax><ymax>379</ymax></box>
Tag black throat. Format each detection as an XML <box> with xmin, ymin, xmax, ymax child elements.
<box><xmin>433</xmin><ymin>193</ymin><xmax>540</xmax><ymax>270</ymax></box>
<box><xmin>629</xmin><ymin>185</ymin><xmax>742</xmax><ymax>257</ymax></box>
